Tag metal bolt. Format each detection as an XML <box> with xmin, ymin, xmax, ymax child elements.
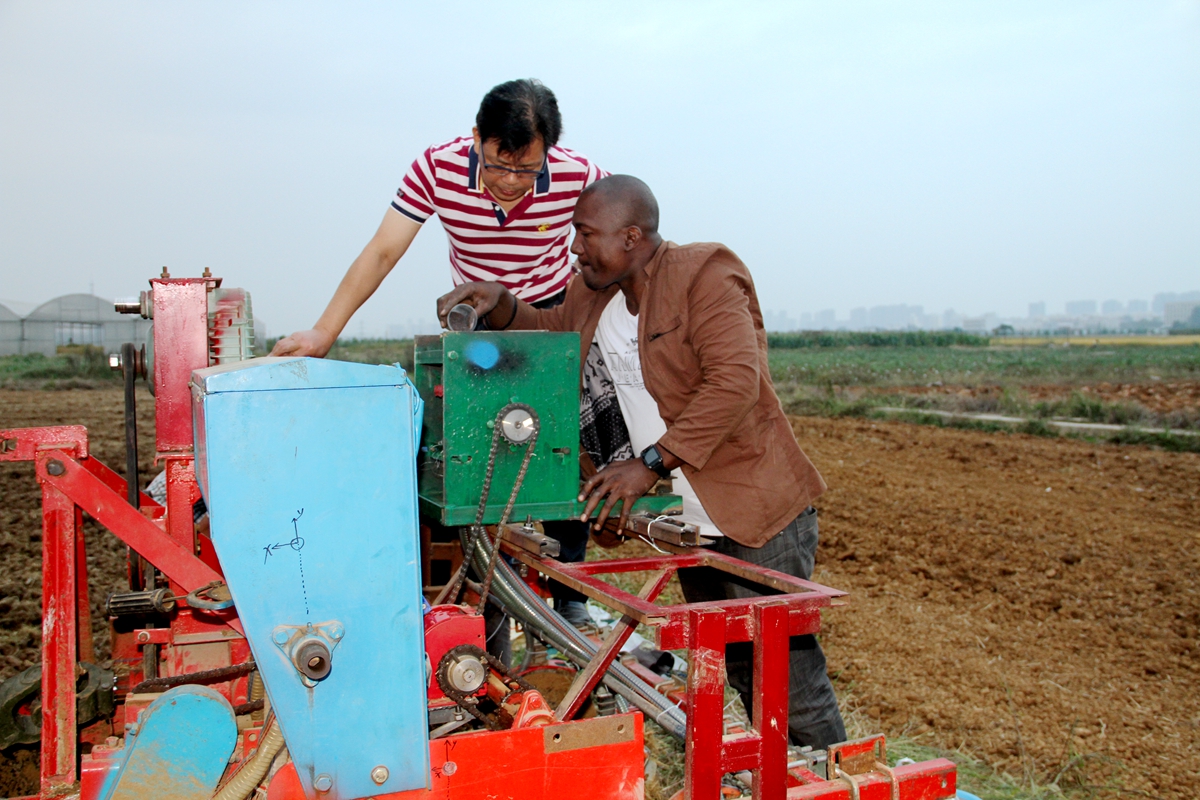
<box><xmin>314</xmin><ymin>774</ymin><xmax>333</xmax><ymax>792</ymax></box>
<box><xmin>136</xmin><ymin>631</ymin><xmax>150</xmax><ymax>643</ymax></box>
<box><xmin>328</xmin><ymin>622</ymin><xmax>344</xmax><ymax>640</ymax></box>
<box><xmin>202</xmin><ymin>267</ymin><xmax>212</xmax><ymax>278</ymax></box>
<box><xmin>46</xmin><ymin>460</ymin><xmax>65</xmax><ymax>476</ymax></box>
<box><xmin>273</xmin><ymin>629</ymin><xmax>290</xmax><ymax>645</ymax></box>
<box><xmin>443</xmin><ymin>761</ymin><xmax>458</xmax><ymax>776</ymax></box>
<box><xmin>160</xmin><ymin>266</ymin><xmax>170</xmax><ymax>278</ymax></box>
<box><xmin>371</xmin><ymin>765</ymin><xmax>389</xmax><ymax>785</ymax></box>
<box><xmin>446</xmin><ymin>350</ymin><xmax>458</xmax><ymax>360</ymax></box>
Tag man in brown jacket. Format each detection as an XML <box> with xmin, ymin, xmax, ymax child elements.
<box><xmin>436</xmin><ymin>175</ymin><xmax>846</xmax><ymax>749</ymax></box>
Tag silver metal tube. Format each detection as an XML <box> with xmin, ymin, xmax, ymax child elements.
<box><xmin>462</xmin><ymin>530</ymin><xmax>687</xmax><ymax>739</ymax></box>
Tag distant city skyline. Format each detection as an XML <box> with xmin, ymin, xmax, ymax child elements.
<box><xmin>762</xmin><ymin>290</ymin><xmax>1200</xmax><ymax>333</ymax></box>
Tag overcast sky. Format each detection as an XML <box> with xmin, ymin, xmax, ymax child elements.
<box><xmin>2</xmin><ymin>1</ymin><xmax>1197</xmax><ymax>336</ymax></box>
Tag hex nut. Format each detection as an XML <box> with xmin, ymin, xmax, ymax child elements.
<box><xmin>371</xmin><ymin>765</ymin><xmax>389</xmax><ymax>784</ymax></box>
<box><xmin>314</xmin><ymin>773</ymin><xmax>333</xmax><ymax>792</ymax></box>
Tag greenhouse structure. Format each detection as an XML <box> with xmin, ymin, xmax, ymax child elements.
<box><xmin>0</xmin><ymin>294</ymin><xmax>152</xmax><ymax>357</ymax></box>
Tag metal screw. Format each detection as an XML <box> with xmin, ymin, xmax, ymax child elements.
<box><xmin>314</xmin><ymin>774</ymin><xmax>333</xmax><ymax>792</ymax></box>
<box><xmin>46</xmin><ymin>460</ymin><xmax>65</xmax><ymax>476</ymax></box>
<box><xmin>202</xmin><ymin>267</ymin><xmax>212</xmax><ymax>278</ymax></box>
<box><xmin>160</xmin><ymin>266</ymin><xmax>170</xmax><ymax>278</ymax></box>
<box><xmin>328</xmin><ymin>622</ymin><xmax>344</xmax><ymax>640</ymax></box>
<box><xmin>443</xmin><ymin>761</ymin><xmax>457</xmax><ymax>776</ymax></box>
<box><xmin>273</xmin><ymin>629</ymin><xmax>290</xmax><ymax>645</ymax></box>
<box><xmin>371</xmin><ymin>765</ymin><xmax>389</xmax><ymax>785</ymax></box>
<box><xmin>136</xmin><ymin>631</ymin><xmax>150</xmax><ymax>643</ymax></box>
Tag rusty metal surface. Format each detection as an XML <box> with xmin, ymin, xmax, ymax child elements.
<box><xmin>543</xmin><ymin>714</ymin><xmax>637</xmax><ymax>753</ymax></box>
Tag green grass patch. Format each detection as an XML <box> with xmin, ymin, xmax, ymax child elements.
<box><xmin>767</xmin><ymin>331</ymin><xmax>989</xmax><ymax>349</ymax></box>
<box><xmin>0</xmin><ymin>347</ymin><xmax>119</xmax><ymax>388</ymax></box>
<box><xmin>768</xmin><ymin>344</ymin><xmax>1200</xmax><ymax>387</ymax></box>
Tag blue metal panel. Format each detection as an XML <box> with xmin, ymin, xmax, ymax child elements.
<box><xmin>98</xmin><ymin>685</ymin><xmax>237</xmax><ymax>800</ymax></box>
<box><xmin>193</xmin><ymin>358</ymin><xmax>429</xmax><ymax>799</ymax></box>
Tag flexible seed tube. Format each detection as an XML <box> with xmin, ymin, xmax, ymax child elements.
<box><xmin>461</xmin><ymin>528</ymin><xmax>687</xmax><ymax>739</ymax></box>
<box><xmin>212</xmin><ymin>712</ymin><xmax>286</xmax><ymax>800</ymax></box>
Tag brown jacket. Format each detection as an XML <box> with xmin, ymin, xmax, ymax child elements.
<box><xmin>505</xmin><ymin>240</ymin><xmax>826</xmax><ymax>547</ymax></box>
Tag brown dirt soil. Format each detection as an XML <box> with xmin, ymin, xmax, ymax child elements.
<box><xmin>799</xmin><ymin>416</ymin><xmax>1200</xmax><ymax>798</ymax></box>
<box><xmin>2</xmin><ymin>389</ymin><xmax>1198</xmax><ymax>797</ymax></box>
<box><xmin>877</xmin><ymin>381</ymin><xmax>1200</xmax><ymax>415</ymax></box>
<box><xmin>0</xmin><ymin>388</ymin><xmax>156</xmax><ymax>797</ymax></box>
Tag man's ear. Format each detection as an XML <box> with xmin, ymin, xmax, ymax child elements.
<box><xmin>623</xmin><ymin>225</ymin><xmax>643</xmax><ymax>251</ymax></box>
<box><xmin>472</xmin><ymin>126</ymin><xmax>481</xmax><ymax>154</ymax></box>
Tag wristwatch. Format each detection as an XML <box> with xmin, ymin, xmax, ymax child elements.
<box><xmin>640</xmin><ymin>444</ymin><xmax>672</xmax><ymax>479</ymax></box>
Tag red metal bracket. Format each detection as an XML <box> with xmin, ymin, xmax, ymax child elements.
<box><xmin>0</xmin><ymin>426</ymin><xmax>89</xmax><ymax>462</ymax></box>
<box><xmin>33</xmin><ymin>449</ymin><xmax>242</xmax><ymax>636</ymax></box>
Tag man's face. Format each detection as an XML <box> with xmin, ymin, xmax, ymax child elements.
<box><xmin>570</xmin><ymin>193</ymin><xmax>633</xmax><ymax>291</ymax></box>
<box><xmin>474</xmin><ymin>133</ymin><xmax>546</xmax><ymax>204</ymax></box>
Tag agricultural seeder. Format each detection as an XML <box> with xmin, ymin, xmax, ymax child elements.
<box><xmin>0</xmin><ymin>270</ymin><xmax>958</xmax><ymax>799</ymax></box>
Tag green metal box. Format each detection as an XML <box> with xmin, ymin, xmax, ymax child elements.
<box><xmin>414</xmin><ymin>331</ymin><xmax>583</xmax><ymax>525</ymax></box>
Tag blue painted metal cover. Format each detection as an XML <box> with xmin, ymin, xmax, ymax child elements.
<box><xmin>192</xmin><ymin>357</ymin><xmax>429</xmax><ymax>798</ymax></box>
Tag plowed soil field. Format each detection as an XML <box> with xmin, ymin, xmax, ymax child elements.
<box><xmin>1</xmin><ymin>388</ymin><xmax>1198</xmax><ymax>797</ymax></box>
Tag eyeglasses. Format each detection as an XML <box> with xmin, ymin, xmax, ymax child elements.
<box><xmin>480</xmin><ymin>150</ymin><xmax>547</xmax><ymax>180</ymax></box>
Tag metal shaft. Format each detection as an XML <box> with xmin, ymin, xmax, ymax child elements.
<box><xmin>460</xmin><ymin>528</ymin><xmax>687</xmax><ymax>739</ymax></box>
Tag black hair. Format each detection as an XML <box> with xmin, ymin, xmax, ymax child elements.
<box><xmin>476</xmin><ymin>79</ymin><xmax>562</xmax><ymax>155</ymax></box>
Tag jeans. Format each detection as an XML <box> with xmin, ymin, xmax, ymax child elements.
<box><xmin>677</xmin><ymin>507</ymin><xmax>846</xmax><ymax>750</ymax></box>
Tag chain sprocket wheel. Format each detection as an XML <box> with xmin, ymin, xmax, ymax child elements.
<box><xmin>435</xmin><ymin>644</ymin><xmax>537</xmax><ymax>731</ymax></box>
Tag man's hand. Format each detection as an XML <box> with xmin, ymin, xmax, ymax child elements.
<box><xmin>270</xmin><ymin>328</ymin><xmax>336</xmax><ymax>358</ymax></box>
<box><xmin>578</xmin><ymin>458</ymin><xmax>660</xmax><ymax>534</ymax></box>
<box><xmin>436</xmin><ymin>282</ymin><xmax>512</xmax><ymax>329</ymax></box>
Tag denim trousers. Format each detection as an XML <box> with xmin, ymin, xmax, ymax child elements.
<box><xmin>677</xmin><ymin>506</ymin><xmax>847</xmax><ymax>750</ymax></box>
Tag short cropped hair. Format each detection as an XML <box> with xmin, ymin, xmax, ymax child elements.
<box><xmin>476</xmin><ymin>79</ymin><xmax>562</xmax><ymax>155</ymax></box>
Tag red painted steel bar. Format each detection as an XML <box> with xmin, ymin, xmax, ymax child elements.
<box><xmin>39</xmin><ymin>483</ymin><xmax>77</xmax><ymax>796</ymax></box>
<box><xmin>753</xmin><ymin>601</ymin><xmax>790</xmax><ymax>800</ymax></box>
<box><xmin>77</xmin><ymin>455</ymin><xmax>162</xmax><ymax>511</ymax></box>
<box><xmin>34</xmin><ymin>450</ymin><xmax>243</xmax><ymax>636</ymax></box>
<box><xmin>556</xmin><ymin>568</ymin><xmax>675</xmax><ymax>721</ymax></box>
<box><xmin>685</xmin><ymin>607</ymin><xmax>728</xmax><ymax>800</ymax></box>
<box><xmin>75</xmin><ymin>521</ymin><xmax>94</xmax><ymax>663</ymax></box>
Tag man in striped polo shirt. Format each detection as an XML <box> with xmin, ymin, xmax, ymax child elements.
<box><xmin>272</xmin><ymin>78</ymin><xmax>604</xmax><ymax>651</ymax></box>
<box><xmin>272</xmin><ymin>78</ymin><xmax>605</xmax><ymax>356</ymax></box>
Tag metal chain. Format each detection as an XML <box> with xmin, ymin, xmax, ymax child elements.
<box><xmin>435</xmin><ymin>644</ymin><xmax>537</xmax><ymax>731</ymax></box>
<box><xmin>435</xmin><ymin>406</ymin><xmax>509</xmax><ymax>606</ymax></box>
<box><xmin>477</xmin><ymin>421</ymin><xmax>538</xmax><ymax>609</ymax></box>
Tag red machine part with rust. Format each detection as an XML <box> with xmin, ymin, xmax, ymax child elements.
<box><xmin>424</xmin><ymin>604</ymin><xmax>487</xmax><ymax>701</ymax></box>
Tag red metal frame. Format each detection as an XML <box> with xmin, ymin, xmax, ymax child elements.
<box><xmin>500</xmin><ymin>543</ymin><xmax>956</xmax><ymax>800</ymax></box>
<box><xmin>0</xmin><ymin>274</ymin><xmax>247</xmax><ymax>799</ymax></box>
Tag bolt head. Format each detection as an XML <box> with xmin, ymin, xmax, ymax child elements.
<box><xmin>46</xmin><ymin>459</ymin><xmax>65</xmax><ymax>476</ymax></box>
<box><xmin>273</xmin><ymin>629</ymin><xmax>290</xmax><ymax>645</ymax></box>
<box><xmin>314</xmin><ymin>774</ymin><xmax>333</xmax><ymax>792</ymax></box>
<box><xmin>371</xmin><ymin>765</ymin><xmax>389</xmax><ymax>784</ymax></box>
<box><xmin>443</xmin><ymin>760</ymin><xmax>458</xmax><ymax>776</ymax></box>
<box><xmin>136</xmin><ymin>631</ymin><xmax>150</xmax><ymax>643</ymax></box>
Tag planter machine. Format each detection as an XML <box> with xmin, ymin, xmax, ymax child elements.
<box><xmin>0</xmin><ymin>270</ymin><xmax>958</xmax><ymax>800</ymax></box>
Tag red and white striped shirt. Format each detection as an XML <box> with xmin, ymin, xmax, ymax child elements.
<box><xmin>391</xmin><ymin>136</ymin><xmax>607</xmax><ymax>303</ymax></box>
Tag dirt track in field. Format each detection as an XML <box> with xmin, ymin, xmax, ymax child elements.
<box><xmin>800</xmin><ymin>416</ymin><xmax>1200</xmax><ymax>798</ymax></box>
<box><xmin>1</xmin><ymin>388</ymin><xmax>1198</xmax><ymax>797</ymax></box>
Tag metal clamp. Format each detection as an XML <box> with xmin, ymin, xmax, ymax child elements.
<box><xmin>185</xmin><ymin>580</ymin><xmax>234</xmax><ymax>611</ymax></box>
